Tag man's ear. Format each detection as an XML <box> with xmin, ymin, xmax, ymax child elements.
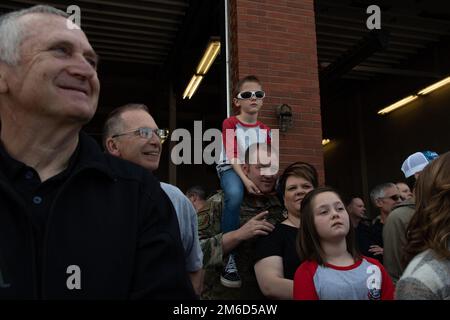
<box><xmin>242</xmin><ymin>163</ymin><xmax>250</xmax><ymax>176</ymax></box>
<box><xmin>105</xmin><ymin>137</ymin><xmax>121</xmax><ymax>157</ymax></box>
<box><xmin>0</xmin><ymin>65</ymin><xmax>9</xmax><ymax>94</ymax></box>
<box><xmin>374</xmin><ymin>198</ymin><xmax>382</xmax><ymax>209</ymax></box>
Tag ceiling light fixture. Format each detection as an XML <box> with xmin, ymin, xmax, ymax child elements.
<box><xmin>417</xmin><ymin>76</ymin><xmax>450</xmax><ymax>96</ymax></box>
<box><xmin>196</xmin><ymin>41</ymin><xmax>221</xmax><ymax>75</ymax></box>
<box><xmin>182</xmin><ymin>75</ymin><xmax>204</xmax><ymax>100</ymax></box>
<box><xmin>378</xmin><ymin>75</ymin><xmax>450</xmax><ymax>115</ymax></box>
<box><xmin>183</xmin><ymin>39</ymin><xmax>221</xmax><ymax>100</ymax></box>
<box><xmin>377</xmin><ymin>95</ymin><xmax>418</xmax><ymax>115</ymax></box>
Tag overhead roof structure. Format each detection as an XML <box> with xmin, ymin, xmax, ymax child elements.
<box><xmin>0</xmin><ymin>0</ymin><xmax>189</xmax><ymax>66</ymax></box>
<box><xmin>315</xmin><ymin>0</ymin><xmax>450</xmax><ymax>82</ymax></box>
<box><xmin>3</xmin><ymin>1</ymin><xmax>449</xmax><ymax>82</ymax></box>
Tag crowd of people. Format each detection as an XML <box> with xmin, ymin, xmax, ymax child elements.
<box><xmin>0</xmin><ymin>5</ymin><xmax>448</xmax><ymax>300</ymax></box>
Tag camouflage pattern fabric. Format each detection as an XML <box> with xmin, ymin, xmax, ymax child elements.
<box><xmin>198</xmin><ymin>190</ymin><xmax>285</xmax><ymax>300</ymax></box>
<box><xmin>198</xmin><ymin>191</ymin><xmax>224</xmax><ymax>268</ymax></box>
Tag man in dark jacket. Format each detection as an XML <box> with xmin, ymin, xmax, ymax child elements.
<box><xmin>0</xmin><ymin>5</ymin><xmax>195</xmax><ymax>299</ymax></box>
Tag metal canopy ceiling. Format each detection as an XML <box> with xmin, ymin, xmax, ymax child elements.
<box><xmin>315</xmin><ymin>0</ymin><xmax>450</xmax><ymax>82</ymax></box>
<box><xmin>0</xmin><ymin>0</ymin><xmax>189</xmax><ymax>66</ymax></box>
<box><xmin>2</xmin><ymin>0</ymin><xmax>449</xmax><ymax>82</ymax></box>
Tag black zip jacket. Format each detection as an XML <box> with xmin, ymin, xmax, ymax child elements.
<box><xmin>0</xmin><ymin>132</ymin><xmax>195</xmax><ymax>299</ymax></box>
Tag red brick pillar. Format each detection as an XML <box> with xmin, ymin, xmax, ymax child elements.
<box><xmin>229</xmin><ymin>0</ymin><xmax>324</xmax><ymax>183</ymax></box>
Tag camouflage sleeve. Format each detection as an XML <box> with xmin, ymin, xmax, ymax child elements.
<box><xmin>197</xmin><ymin>192</ymin><xmax>224</xmax><ymax>269</ymax></box>
<box><xmin>200</xmin><ymin>233</ymin><xmax>224</xmax><ymax>268</ymax></box>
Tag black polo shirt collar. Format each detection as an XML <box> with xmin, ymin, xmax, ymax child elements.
<box><xmin>0</xmin><ymin>139</ymin><xmax>80</xmax><ymax>186</ymax></box>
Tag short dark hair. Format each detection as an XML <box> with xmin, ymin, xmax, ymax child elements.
<box><xmin>297</xmin><ymin>186</ymin><xmax>361</xmax><ymax>265</ymax></box>
<box><xmin>233</xmin><ymin>75</ymin><xmax>262</xmax><ymax>97</ymax></box>
<box><xmin>186</xmin><ymin>185</ymin><xmax>207</xmax><ymax>201</ymax></box>
<box><xmin>345</xmin><ymin>196</ymin><xmax>363</xmax><ymax>207</ymax></box>
<box><xmin>102</xmin><ymin>103</ymin><xmax>150</xmax><ymax>148</ymax></box>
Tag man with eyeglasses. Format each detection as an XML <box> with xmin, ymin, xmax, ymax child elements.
<box><xmin>103</xmin><ymin>103</ymin><xmax>204</xmax><ymax>296</ymax></box>
<box><xmin>0</xmin><ymin>5</ymin><xmax>194</xmax><ymax>299</ymax></box>
<box><xmin>360</xmin><ymin>183</ymin><xmax>403</xmax><ymax>263</ymax></box>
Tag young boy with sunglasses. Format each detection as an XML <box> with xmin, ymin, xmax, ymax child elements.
<box><xmin>216</xmin><ymin>75</ymin><xmax>271</xmax><ymax>288</ymax></box>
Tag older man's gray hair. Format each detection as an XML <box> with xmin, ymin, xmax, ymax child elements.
<box><xmin>0</xmin><ymin>5</ymin><xmax>68</xmax><ymax>65</ymax></box>
<box><xmin>370</xmin><ymin>182</ymin><xmax>397</xmax><ymax>206</ymax></box>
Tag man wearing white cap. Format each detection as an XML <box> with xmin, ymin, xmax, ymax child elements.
<box><xmin>383</xmin><ymin>151</ymin><xmax>439</xmax><ymax>283</ymax></box>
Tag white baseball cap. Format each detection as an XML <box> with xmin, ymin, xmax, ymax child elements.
<box><xmin>401</xmin><ymin>151</ymin><xmax>439</xmax><ymax>178</ymax></box>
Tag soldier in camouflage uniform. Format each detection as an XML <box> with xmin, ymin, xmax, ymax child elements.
<box><xmin>198</xmin><ymin>144</ymin><xmax>285</xmax><ymax>299</ymax></box>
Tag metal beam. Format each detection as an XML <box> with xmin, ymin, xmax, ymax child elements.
<box><xmin>96</xmin><ymin>50</ymin><xmax>165</xmax><ymax>61</ymax></box>
<box><xmin>319</xmin><ymin>14</ymin><xmax>450</xmax><ymax>36</ymax></box>
<box><xmin>82</xmin><ymin>23</ymin><xmax>175</xmax><ymax>43</ymax></box>
<box><xmin>352</xmin><ymin>65</ymin><xmax>440</xmax><ymax>78</ymax></box>
<box><xmin>316</xmin><ymin>31</ymin><xmax>361</xmax><ymax>40</ymax></box>
<box><xmin>98</xmin><ymin>56</ymin><xmax>162</xmax><ymax>65</ymax></box>
<box><xmin>79</xmin><ymin>14</ymin><xmax>180</xmax><ymax>32</ymax></box>
<box><xmin>320</xmin><ymin>30</ymin><xmax>390</xmax><ymax>86</ymax></box>
<box><xmin>10</xmin><ymin>0</ymin><xmax>184</xmax><ymax>25</ymax></box>
<box><xmin>89</xmin><ymin>37</ymin><xmax>170</xmax><ymax>52</ymax></box>
<box><xmin>75</xmin><ymin>0</ymin><xmax>187</xmax><ymax>16</ymax></box>
<box><xmin>86</xmin><ymin>31</ymin><xmax>172</xmax><ymax>49</ymax></box>
<box><xmin>93</xmin><ymin>44</ymin><xmax>168</xmax><ymax>57</ymax></box>
<box><xmin>317</xmin><ymin>0</ymin><xmax>450</xmax><ymax>27</ymax></box>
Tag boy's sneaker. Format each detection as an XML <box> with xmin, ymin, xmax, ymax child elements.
<box><xmin>220</xmin><ymin>254</ymin><xmax>241</xmax><ymax>288</ymax></box>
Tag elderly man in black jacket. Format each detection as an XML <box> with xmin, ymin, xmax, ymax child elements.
<box><xmin>0</xmin><ymin>5</ymin><xmax>195</xmax><ymax>299</ymax></box>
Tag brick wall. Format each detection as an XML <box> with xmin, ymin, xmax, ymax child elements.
<box><xmin>229</xmin><ymin>0</ymin><xmax>324</xmax><ymax>182</ymax></box>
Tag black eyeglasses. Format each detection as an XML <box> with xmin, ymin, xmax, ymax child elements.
<box><xmin>236</xmin><ymin>90</ymin><xmax>265</xmax><ymax>100</ymax></box>
<box><xmin>380</xmin><ymin>194</ymin><xmax>401</xmax><ymax>201</ymax></box>
<box><xmin>112</xmin><ymin>127</ymin><xmax>169</xmax><ymax>144</ymax></box>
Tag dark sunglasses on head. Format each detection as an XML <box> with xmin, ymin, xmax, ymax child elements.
<box><xmin>236</xmin><ymin>90</ymin><xmax>265</xmax><ymax>100</ymax></box>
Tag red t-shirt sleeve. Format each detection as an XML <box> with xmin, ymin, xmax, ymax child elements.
<box><xmin>222</xmin><ymin>117</ymin><xmax>238</xmax><ymax>160</ymax></box>
<box><xmin>365</xmin><ymin>257</ymin><xmax>395</xmax><ymax>300</ymax></box>
<box><xmin>293</xmin><ymin>260</ymin><xmax>319</xmax><ymax>300</ymax></box>
<box><xmin>380</xmin><ymin>264</ymin><xmax>395</xmax><ymax>300</ymax></box>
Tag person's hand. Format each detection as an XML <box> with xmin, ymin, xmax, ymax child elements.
<box><xmin>236</xmin><ymin>211</ymin><xmax>275</xmax><ymax>241</ymax></box>
<box><xmin>369</xmin><ymin>245</ymin><xmax>384</xmax><ymax>256</ymax></box>
<box><xmin>243</xmin><ymin>178</ymin><xmax>261</xmax><ymax>195</ymax></box>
